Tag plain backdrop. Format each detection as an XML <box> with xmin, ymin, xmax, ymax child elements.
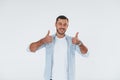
<box><xmin>0</xmin><ymin>0</ymin><xmax>120</xmax><ymax>80</ymax></box>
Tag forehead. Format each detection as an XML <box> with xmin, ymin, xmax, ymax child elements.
<box><xmin>57</xmin><ymin>19</ymin><xmax>68</xmax><ymax>23</ymax></box>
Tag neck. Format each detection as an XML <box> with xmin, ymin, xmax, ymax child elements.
<box><xmin>56</xmin><ymin>32</ymin><xmax>65</xmax><ymax>38</ymax></box>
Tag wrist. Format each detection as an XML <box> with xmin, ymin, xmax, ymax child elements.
<box><xmin>78</xmin><ymin>40</ymin><xmax>82</xmax><ymax>46</ymax></box>
<box><xmin>42</xmin><ymin>38</ymin><xmax>46</xmax><ymax>44</ymax></box>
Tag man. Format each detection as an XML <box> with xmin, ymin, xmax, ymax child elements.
<box><xmin>29</xmin><ymin>15</ymin><xmax>88</xmax><ymax>80</ymax></box>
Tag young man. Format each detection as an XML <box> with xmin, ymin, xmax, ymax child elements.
<box><xmin>29</xmin><ymin>15</ymin><xmax>88</xmax><ymax>80</ymax></box>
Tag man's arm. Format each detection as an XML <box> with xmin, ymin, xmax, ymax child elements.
<box><xmin>72</xmin><ymin>32</ymin><xmax>88</xmax><ymax>54</ymax></box>
<box><xmin>78</xmin><ymin>41</ymin><xmax>88</xmax><ymax>54</ymax></box>
<box><xmin>29</xmin><ymin>30</ymin><xmax>52</xmax><ymax>52</ymax></box>
<box><xmin>29</xmin><ymin>38</ymin><xmax>45</xmax><ymax>52</ymax></box>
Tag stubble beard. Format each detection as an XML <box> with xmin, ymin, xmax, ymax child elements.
<box><xmin>57</xmin><ymin>28</ymin><xmax>66</xmax><ymax>35</ymax></box>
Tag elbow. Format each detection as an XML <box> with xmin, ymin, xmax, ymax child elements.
<box><xmin>29</xmin><ymin>48</ymin><xmax>36</xmax><ymax>52</ymax></box>
<box><xmin>81</xmin><ymin>48</ymin><xmax>88</xmax><ymax>54</ymax></box>
<box><xmin>29</xmin><ymin>43</ymin><xmax>37</xmax><ymax>52</ymax></box>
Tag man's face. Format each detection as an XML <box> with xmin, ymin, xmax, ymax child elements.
<box><xmin>55</xmin><ymin>19</ymin><xmax>68</xmax><ymax>35</ymax></box>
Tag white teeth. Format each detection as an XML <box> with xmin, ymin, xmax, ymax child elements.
<box><xmin>60</xmin><ymin>29</ymin><xmax>64</xmax><ymax>31</ymax></box>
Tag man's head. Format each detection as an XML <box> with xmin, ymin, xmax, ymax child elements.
<box><xmin>55</xmin><ymin>15</ymin><xmax>69</xmax><ymax>36</ymax></box>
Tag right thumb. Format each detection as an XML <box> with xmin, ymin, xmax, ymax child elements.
<box><xmin>46</xmin><ymin>30</ymin><xmax>50</xmax><ymax>36</ymax></box>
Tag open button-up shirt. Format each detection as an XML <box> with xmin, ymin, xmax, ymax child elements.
<box><xmin>38</xmin><ymin>34</ymin><xmax>88</xmax><ymax>80</ymax></box>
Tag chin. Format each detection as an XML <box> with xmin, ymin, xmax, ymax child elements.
<box><xmin>60</xmin><ymin>32</ymin><xmax>66</xmax><ymax>35</ymax></box>
<box><xmin>57</xmin><ymin>30</ymin><xmax>66</xmax><ymax>35</ymax></box>
<box><xmin>58</xmin><ymin>32</ymin><xmax>64</xmax><ymax>35</ymax></box>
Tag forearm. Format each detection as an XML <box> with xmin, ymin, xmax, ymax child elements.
<box><xmin>29</xmin><ymin>38</ymin><xmax>45</xmax><ymax>52</ymax></box>
<box><xmin>79</xmin><ymin>43</ymin><xmax>88</xmax><ymax>54</ymax></box>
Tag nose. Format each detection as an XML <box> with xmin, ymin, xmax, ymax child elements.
<box><xmin>61</xmin><ymin>24</ymin><xmax>65</xmax><ymax>28</ymax></box>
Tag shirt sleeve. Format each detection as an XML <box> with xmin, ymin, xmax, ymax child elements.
<box><xmin>75</xmin><ymin>45</ymin><xmax>89</xmax><ymax>57</ymax></box>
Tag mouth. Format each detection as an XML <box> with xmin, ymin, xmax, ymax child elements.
<box><xmin>59</xmin><ymin>28</ymin><xmax>65</xmax><ymax>32</ymax></box>
<box><xmin>57</xmin><ymin>28</ymin><xmax>66</xmax><ymax>35</ymax></box>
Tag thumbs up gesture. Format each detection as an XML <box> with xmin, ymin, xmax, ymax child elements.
<box><xmin>72</xmin><ymin>32</ymin><xmax>80</xmax><ymax>45</ymax></box>
<box><xmin>43</xmin><ymin>30</ymin><xmax>52</xmax><ymax>44</ymax></box>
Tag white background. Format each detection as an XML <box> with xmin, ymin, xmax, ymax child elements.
<box><xmin>0</xmin><ymin>0</ymin><xmax>120</xmax><ymax>80</ymax></box>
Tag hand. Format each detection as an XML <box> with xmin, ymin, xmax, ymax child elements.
<box><xmin>72</xmin><ymin>32</ymin><xmax>80</xmax><ymax>45</ymax></box>
<box><xmin>43</xmin><ymin>30</ymin><xmax>52</xmax><ymax>44</ymax></box>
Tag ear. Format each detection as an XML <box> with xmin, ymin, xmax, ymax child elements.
<box><xmin>55</xmin><ymin>22</ymin><xmax>57</xmax><ymax>27</ymax></box>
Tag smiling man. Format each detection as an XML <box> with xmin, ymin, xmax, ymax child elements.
<box><xmin>29</xmin><ymin>15</ymin><xmax>88</xmax><ymax>80</ymax></box>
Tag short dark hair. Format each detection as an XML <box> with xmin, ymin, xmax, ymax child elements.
<box><xmin>56</xmin><ymin>15</ymin><xmax>69</xmax><ymax>23</ymax></box>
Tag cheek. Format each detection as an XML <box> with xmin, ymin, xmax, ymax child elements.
<box><xmin>55</xmin><ymin>24</ymin><xmax>59</xmax><ymax>29</ymax></box>
<box><xmin>56</xmin><ymin>26</ymin><xmax>60</xmax><ymax>30</ymax></box>
<box><xmin>65</xmin><ymin>26</ymin><xmax>68</xmax><ymax>29</ymax></box>
<box><xmin>56</xmin><ymin>25</ymin><xmax>61</xmax><ymax>29</ymax></box>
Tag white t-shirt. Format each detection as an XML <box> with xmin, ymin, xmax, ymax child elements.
<box><xmin>52</xmin><ymin>36</ymin><xmax>68</xmax><ymax>80</ymax></box>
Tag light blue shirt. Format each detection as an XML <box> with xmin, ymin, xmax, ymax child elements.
<box><xmin>38</xmin><ymin>34</ymin><xmax>88</xmax><ymax>80</ymax></box>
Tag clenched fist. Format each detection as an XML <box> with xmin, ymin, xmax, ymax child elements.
<box><xmin>72</xmin><ymin>32</ymin><xmax>80</xmax><ymax>45</ymax></box>
<box><xmin>43</xmin><ymin>30</ymin><xmax>53</xmax><ymax>44</ymax></box>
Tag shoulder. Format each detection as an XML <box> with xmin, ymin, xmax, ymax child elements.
<box><xmin>66</xmin><ymin>34</ymin><xmax>72</xmax><ymax>39</ymax></box>
<box><xmin>65</xmin><ymin>34</ymin><xmax>73</xmax><ymax>45</ymax></box>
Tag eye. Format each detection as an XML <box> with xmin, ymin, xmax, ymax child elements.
<box><xmin>58</xmin><ymin>23</ymin><xmax>62</xmax><ymax>25</ymax></box>
<box><xmin>63</xmin><ymin>23</ymin><xmax>67</xmax><ymax>26</ymax></box>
